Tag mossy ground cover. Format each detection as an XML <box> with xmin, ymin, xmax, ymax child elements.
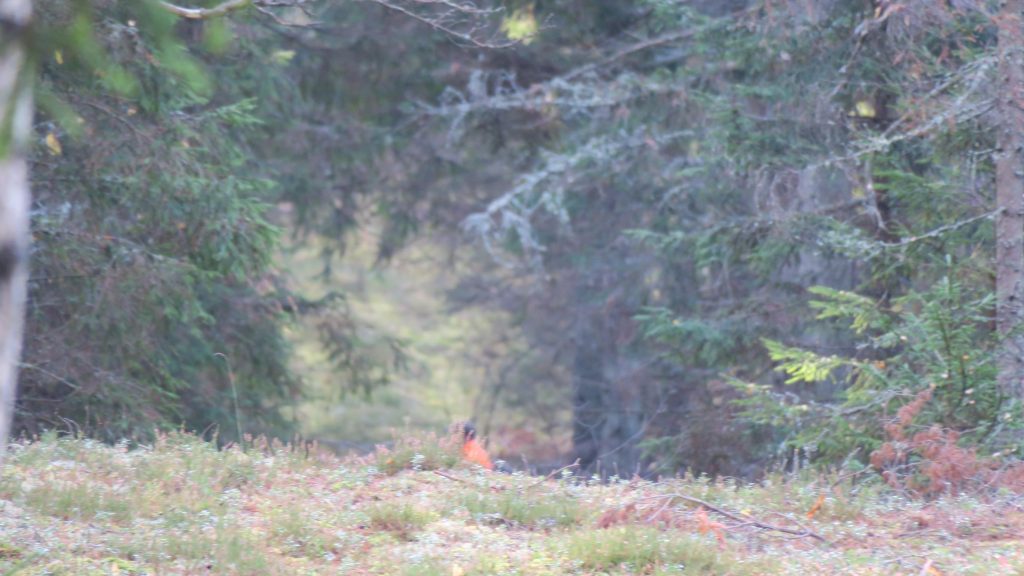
<box><xmin>0</xmin><ymin>432</ymin><xmax>1022</xmax><ymax>575</ymax></box>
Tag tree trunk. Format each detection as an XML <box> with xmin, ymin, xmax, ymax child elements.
<box><xmin>571</xmin><ymin>305</ymin><xmax>644</xmax><ymax>478</ymax></box>
<box><xmin>996</xmin><ymin>1</ymin><xmax>1024</xmax><ymax>408</ymax></box>
<box><xmin>0</xmin><ymin>0</ymin><xmax>34</xmax><ymax>466</ymax></box>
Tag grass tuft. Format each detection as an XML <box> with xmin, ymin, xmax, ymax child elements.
<box><xmin>566</xmin><ymin>525</ymin><xmax>776</xmax><ymax>575</ymax></box>
<box><xmin>458</xmin><ymin>490</ymin><xmax>584</xmax><ymax>528</ymax></box>
<box><xmin>365</xmin><ymin>502</ymin><xmax>436</xmax><ymax>539</ymax></box>
<box><xmin>368</xmin><ymin>429</ymin><xmax>462</xmax><ymax>475</ymax></box>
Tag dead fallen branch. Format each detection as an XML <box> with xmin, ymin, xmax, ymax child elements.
<box><xmin>433</xmin><ymin>469</ymin><xmax>473</xmax><ymax>484</ymax></box>
<box><xmin>635</xmin><ymin>493</ymin><xmax>830</xmax><ymax>544</ymax></box>
<box><xmin>525</xmin><ymin>459</ymin><xmax>580</xmax><ymax>490</ymax></box>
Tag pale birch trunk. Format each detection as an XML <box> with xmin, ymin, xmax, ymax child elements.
<box><xmin>0</xmin><ymin>0</ymin><xmax>33</xmax><ymax>466</ymax></box>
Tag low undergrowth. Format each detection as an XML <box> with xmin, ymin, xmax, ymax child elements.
<box><xmin>565</xmin><ymin>525</ymin><xmax>777</xmax><ymax>575</ymax></box>
<box><xmin>0</xmin><ymin>431</ymin><xmax>1022</xmax><ymax>575</ymax></box>
<box><xmin>457</xmin><ymin>489</ymin><xmax>584</xmax><ymax>529</ymax></box>
<box><xmin>870</xmin><ymin>387</ymin><xmax>1024</xmax><ymax>497</ymax></box>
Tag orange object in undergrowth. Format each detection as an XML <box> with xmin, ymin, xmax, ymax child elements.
<box><xmin>462</xmin><ymin>437</ymin><xmax>494</xmax><ymax>470</ymax></box>
<box><xmin>806</xmin><ymin>493</ymin><xmax>826</xmax><ymax>520</ymax></box>
<box><xmin>695</xmin><ymin>507</ymin><xmax>727</xmax><ymax>549</ymax></box>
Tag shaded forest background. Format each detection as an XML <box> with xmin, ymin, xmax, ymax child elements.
<box><xmin>6</xmin><ymin>0</ymin><xmax>1024</xmax><ymax>480</ymax></box>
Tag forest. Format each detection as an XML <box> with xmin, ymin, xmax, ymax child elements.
<box><xmin>2</xmin><ymin>0</ymin><xmax>1024</xmax><ymax>574</ymax></box>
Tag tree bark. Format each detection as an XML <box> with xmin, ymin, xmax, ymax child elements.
<box><xmin>997</xmin><ymin>1</ymin><xmax>1024</xmax><ymax>408</ymax></box>
<box><xmin>0</xmin><ymin>0</ymin><xmax>33</xmax><ymax>467</ymax></box>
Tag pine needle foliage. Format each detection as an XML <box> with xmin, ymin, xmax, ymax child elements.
<box><xmin>20</xmin><ymin>0</ymin><xmax>403</xmax><ymax>443</ymax></box>
<box><xmin>735</xmin><ymin>270</ymin><xmax>1013</xmax><ymax>462</ymax></box>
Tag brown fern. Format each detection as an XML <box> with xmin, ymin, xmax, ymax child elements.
<box><xmin>870</xmin><ymin>387</ymin><xmax>1024</xmax><ymax>496</ymax></box>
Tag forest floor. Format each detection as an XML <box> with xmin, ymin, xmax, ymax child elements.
<box><xmin>1</xmin><ymin>432</ymin><xmax>1023</xmax><ymax>575</ymax></box>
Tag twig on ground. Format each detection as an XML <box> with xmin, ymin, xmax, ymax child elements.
<box><xmin>433</xmin><ymin>469</ymin><xmax>472</xmax><ymax>484</ymax></box>
<box><xmin>525</xmin><ymin>459</ymin><xmax>580</xmax><ymax>490</ymax></box>
<box><xmin>636</xmin><ymin>493</ymin><xmax>830</xmax><ymax>544</ymax></box>
<box><xmin>644</xmin><ymin>495</ymin><xmax>675</xmax><ymax>524</ymax></box>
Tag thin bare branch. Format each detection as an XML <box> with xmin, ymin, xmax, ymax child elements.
<box><xmin>877</xmin><ymin>209</ymin><xmax>1003</xmax><ymax>249</ymax></box>
<box><xmin>406</xmin><ymin>0</ymin><xmax>497</xmax><ymax>16</ymax></box>
<box><xmin>366</xmin><ymin>0</ymin><xmax>513</xmax><ymax>49</ymax></box>
<box><xmin>637</xmin><ymin>493</ymin><xmax>830</xmax><ymax>543</ymax></box>
<box><xmin>560</xmin><ymin>29</ymin><xmax>699</xmax><ymax>82</ymax></box>
<box><xmin>560</xmin><ymin>3</ymin><xmax>759</xmax><ymax>82</ymax></box>
<box><xmin>159</xmin><ymin>0</ymin><xmax>252</xmax><ymax>19</ymax></box>
<box><xmin>525</xmin><ymin>459</ymin><xmax>580</xmax><ymax>489</ymax></box>
<box><xmin>433</xmin><ymin>469</ymin><xmax>473</xmax><ymax>483</ymax></box>
<box><xmin>160</xmin><ymin>0</ymin><xmax>310</xmax><ymax>21</ymax></box>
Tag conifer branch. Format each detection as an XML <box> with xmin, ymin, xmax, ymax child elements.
<box><xmin>876</xmin><ymin>209</ymin><xmax>1002</xmax><ymax>249</ymax></box>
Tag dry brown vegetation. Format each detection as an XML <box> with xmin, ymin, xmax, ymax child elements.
<box><xmin>870</xmin><ymin>387</ymin><xmax>1024</xmax><ymax>497</ymax></box>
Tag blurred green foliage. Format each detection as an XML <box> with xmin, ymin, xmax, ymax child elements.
<box><xmin>21</xmin><ymin>0</ymin><xmax>406</xmax><ymax>443</ymax></box>
<box><xmin>16</xmin><ymin>0</ymin><xmax>1024</xmax><ymax>477</ymax></box>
